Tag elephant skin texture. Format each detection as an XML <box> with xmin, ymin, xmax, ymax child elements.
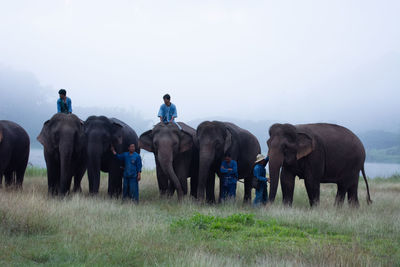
<box><xmin>37</xmin><ymin>113</ymin><xmax>86</xmax><ymax>195</ymax></box>
<box><xmin>84</xmin><ymin>116</ymin><xmax>139</xmax><ymax>197</ymax></box>
<box><xmin>0</xmin><ymin>120</ymin><xmax>30</xmax><ymax>189</ymax></box>
<box><xmin>139</xmin><ymin>122</ymin><xmax>198</xmax><ymax>201</ymax></box>
<box><xmin>196</xmin><ymin>121</ymin><xmax>261</xmax><ymax>203</ymax></box>
<box><xmin>267</xmin><ymin>123</ymin><xmax>372</xmax><ymax>207</ymax></box>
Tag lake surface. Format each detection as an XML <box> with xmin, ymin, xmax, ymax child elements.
<box><xmin>29</xmin><ymin>148</ymin><xmax>400</xmax><ymax>178</ymax></box>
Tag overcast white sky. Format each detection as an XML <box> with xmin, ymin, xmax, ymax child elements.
<box><xmin>1</xmin><ymin>0</ymin><xmax>399</xmax><ymax>128</ymax></box>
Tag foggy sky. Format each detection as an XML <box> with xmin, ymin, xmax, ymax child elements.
<box><xmin>1</xmin><ymin>0</ymin><xmax>399</xmax><ymax>130</ymax></box>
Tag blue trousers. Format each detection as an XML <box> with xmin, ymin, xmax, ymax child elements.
<box><xmin>220</xmin><ymin>178</ymin><xmax>237</xmax><ymax>201</ymax></box>
<box><xmin>123</xmin><ymin>176</ymin><xmax>139</xmax><ymax>202</ymax></box>
<box><xmin>254</xmin><ymin>182</ymin><xmax>268</xmax><ymax>206</ymax></box>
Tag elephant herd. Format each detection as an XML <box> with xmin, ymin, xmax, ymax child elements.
<box><xmin>0</xmin><ymin>115</ymin><xmax>372</xmax><ymax>207</ymax></box>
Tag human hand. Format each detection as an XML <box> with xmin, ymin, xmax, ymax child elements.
<box><xmin>110</xmin><ymin>146</ymin><xmax>116</xmax><ymax>155</ymax></box>
<box><xmin>137</xmin><ymin>173</ymin><xmax>141</xmax><ymax>181</ymax></box>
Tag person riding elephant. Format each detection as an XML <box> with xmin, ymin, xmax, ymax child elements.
<box><xmin>196</xmin><ymin>121</ymin><xmax>261</xmax><ymax>203</ymax></box>
<box><xmin>267</xmin><ymin>123</ymin><xmax>372</xmax><ymax>207</ymax></box>
<box><xmin>84</xmin><ymin>116</ymin><xmax>140</xmax><ymax>197</ymax></box>
<box><xmin>37</xmin><ymin>113</ymin><xmax>86</xmax><ymax>195</ymax></box>
<box><xmin>139</xmin><ymin>122</ymin><xmax>198</xmax><ymax>200</ymax></box>
<box><xmin>0</xmin><ymin>120</ymin><xmax>30</xmax><ymax>188</ymax></box>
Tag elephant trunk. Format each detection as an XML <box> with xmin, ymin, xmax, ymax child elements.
<box><xmin>87</xmin><ymin>144</ymin><xmax>102</xmax><ymax>194</ymax></box>
<box><xmin>268</xmin><ymin>151</ymin><xmax>284</xmax><ymax>203</ymax></box>
<box><xmin>197</xmin><ymin>149</ymin><xmax>213</xmax><ymax>202</ymax></box>
<box><xmin>59</xmin><ymin>143</ymin><xmax>73</xmax><ymax>195</ymax></box>
<box><xmin>158</xmin><ymin>152</ymin><xmax>183</xmax><ymax>200</ymax></box>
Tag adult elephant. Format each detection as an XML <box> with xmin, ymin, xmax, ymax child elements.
<box><xmin>196</xmin><ymin>121</ymin><xmax>261</xmax><ymax>203</ymax></box>
<box><xmin>139</xmin><ymin>122</ymin><xmax>198</xmax><ymax>200</ymax></box>
<box><xmin>37</xmin><ymin>113</ymin><xmax>86</xmax><ymax>195</ymax></box>
<box><xmin>267</xmin><ymin>123</ymin><xmax>372</xmax><ymax>207</ymax></box>
<box><xmin>0</xmin><ymin>120</ymin><xmax>30</xmax><ymax>188</ymax></box>
<box><xmin>84</xmin><ymin>116</ymin><xmax>139</xmax><ymax>197</ymax></box>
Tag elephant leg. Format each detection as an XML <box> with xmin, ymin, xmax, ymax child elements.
<box><xmin>167</xmin><ymin>180</ymin><xmax>175</xmax><ymax>197</ymax></box>
<box><xmin>4</xmin><ymin>170</ymin><xmax>13</xmax><ymax>187</ymax></box>
<box><xmin>243</xmin><ymin>176</ymin><xmax>252</xmax><ymax>203</ymax></box>
<box><xmin>72</xmin><ymin>161</ymin><xmax>86</xmax><ymax>193</ymax></box>
<box><xmin>15</xmin><ymin>168</ymin><xmax>26</xmax><ymax>189</ymax></box>
<box><xmin>347</xmin><ymin>182</ymin><xmax>360</xmax><ymax>208</ymax></box>
<box><xmin>281</xmin><ymin>168</ymin><xmax>295</xmax><ymax>206</ymax></box>
<box><xmin>335</xmin><ymin>184</ymin><xmax>347</xmax><ymax>207</ymax></box>
<box><xmin>156</xmin><ymin>161</ymin><xmax>169</xmax><ymax>196</ymax></box>
<box><xmin>174</xmin><ymin>157</ymin><xmax>190</xmax><ymax>196</ymax></box>
<box><xmin>206</xmin><ymin>172</ymin><xmax>216</xmax><ymax>204</ymax></box>
<box><xmin>108</xmin><ymin>163</ymin><xmax>123</xmax><ymax>198</ymax></box>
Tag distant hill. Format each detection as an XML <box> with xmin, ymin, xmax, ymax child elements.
<box><xmin>0</xmin><ymin>66</ymin><xmax>151</xmax><ymax>147</ymax></box>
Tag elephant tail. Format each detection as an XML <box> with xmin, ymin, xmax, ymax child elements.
<box><xmin>361</xmin><ymin>166</ymin><xmax>372</xmax><ymax>205</ymax></box>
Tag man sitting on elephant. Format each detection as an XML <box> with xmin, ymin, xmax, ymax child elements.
<box><xmin>253</xmin><ymin>154</ymin><xmax>270</xmax><ymax>206</ymax></box>
<box><xmin>158</xmin><ymin>94</ymin><xmax>177</xmax><ymax>124</ymax></box>
<box><xmin>111</xmin><ymin>144</ymin><xmax>142</xmax><ymax>203</ymax></box>
<box><xmin>219</xmin><ymin>153</ymin><xmax>238</xmax><ymax>202</ymax></box>
<box><xmin>57</xmin><ymin>89</ymin><xmax>72</xmax><ymax>114</ymax></box>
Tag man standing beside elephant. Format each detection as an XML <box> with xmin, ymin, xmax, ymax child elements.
<box><xmin>253</xmin><ymin>154</ymin><xmax>270</xmax><ymax>206</ymax></box>
<box><xmin>111</xmin><ymin>144</ymin><xmax>142</xmax><ymax>203</ymax></box>
<box><xmin>158</xmin><ymin>94</ymin><xmax>177</xmax><ymax>124</ymax></box>
<box><xmin>219</xmin><ymin>154</ymin><xmax>238</xmax><ymax>202</ymax></box>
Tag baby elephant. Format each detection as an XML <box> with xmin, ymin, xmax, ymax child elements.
<box><xmin>0</xmin><ymin>120</ymin><xmax>30</xmax><ymax>188</ymax></box>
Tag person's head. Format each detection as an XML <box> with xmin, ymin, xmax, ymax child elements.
<box><xmin>255</xmin><ymin>154</ymin><xmax>266</xmax><ymax>166</ymax></box>
<box><xmin>128</xmin><ymin>143</ymin><xmax>136</xmax><ymax>153</ymax></box>
<box><xmin>224</xmin><ymin>153</ymin><xmax>232</xmax><ymax>163</ymax></box>
<box><xmin>163</xmin><ymin>94</ymin><xmax>171</xmax><ymax>106</ymax></box>
<box><xmin>59</xmin><ymin>89</ymin><xmax>67</xmax><ymax>99</ymax></box>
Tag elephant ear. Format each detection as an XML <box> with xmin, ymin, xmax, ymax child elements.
<box><xmin>112</xmin><ymin>122</ymin><xmax>123</xmax><ymax>145</ymax></box>
<box><xmin>223</xmin><ymin>128</ymin><xmax>233</xmax><ymax>154</ymax></box>
<box><xmin>139</xmin><ymin>130</ymin><xmax>154</xmax><ymax>152</ymax></box>
<box><xmin>37</xmin><ymin>120</ymin><xmax>52</xmax><ymax>149</ymax></box>
<box><xmin>296</xmin><ymin>132</ymin><xmax>314</xmax><ymax>160</ymax></box>
<box><xmin>179</xmin><ymin>131</ymin><xmax>193</xmax><ymax>153</ymax></box>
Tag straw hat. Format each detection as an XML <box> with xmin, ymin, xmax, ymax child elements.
<box><xmin>255</xmin><ymin>154</ymin><xmax>265</xmax><ymax>164</ymax></box>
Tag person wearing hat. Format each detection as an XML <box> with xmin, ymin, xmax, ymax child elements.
<box><xmin>219</xmin><ymin>153</ymin><xmax>238</xmax><ymax>202</ymax></box>
<box><xmin>253</xmin><ymin>154</ymin><xmax>270</xmax><ymax>206</ymax></box>
<box><xmin>57</xmin><ymin>89</ymin><xmax>72</xmax><ymax>114</ymax></box>
<box><xmin>158</xmin><ymin>94</ymin><xmax>177</xmax><ymax>124</ymax></box>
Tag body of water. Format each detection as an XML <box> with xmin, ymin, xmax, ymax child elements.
<box><xmin>29</xmin><ymin>148</ymin><xmax>399</xmax><ymax>178</ymax></box>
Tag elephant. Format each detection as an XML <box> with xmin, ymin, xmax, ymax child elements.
<box><xmin>0</xmin><ymin>120</ymin><xmax>30</xmax><ymax>188</ymax></box>
<box><xmin>139</xmin><ymin>122</ymin><xmax>198</xmax><ymax>200</ymax></box>
<box><xmin>267</xmin><ymin>123</ymin><xmax>372</xmax><ymax>207</ymax></box>
<box><xmin>37</xmin><ymin>113</ymin><xmax>86</xmax><ymax>195</ymax></box>
<box><xmin>84</xmin><ymin>116</ymin><xmax>140</xmax><ymax>197</ymax></box>
<box><xmin>196</xmin><ymin>121</ymin><xmax>261</xmax><ymax>203</ymax></box>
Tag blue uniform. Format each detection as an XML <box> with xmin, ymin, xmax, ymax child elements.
<box><xmin>57</xmin><ymin>97</ymin><xmax>72</xmax><ymax>114</ymax></box>
<box><xmin>158</xmin><ymin>103</ymin><xmax>177</xmax><ymax>123</ymax></box>
<box><xmin>253</xmin><ymin>156</ymin><xmax>269</xmax><ymax>206</ymax></box>
<box><xmin>220</xmin><ymin>160</ymin><xmax>238</xmax><ymax>201</ymax></box>
<box><xmin>115</xmin><ymin>152</ymin><xmax>142</xmax><ymax>202</ymax></box>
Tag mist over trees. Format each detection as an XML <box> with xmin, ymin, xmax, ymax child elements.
<box><xmin>0</xmin><ymin>66</ymin><xmax>152</xmax><ymax>146</ymax></box>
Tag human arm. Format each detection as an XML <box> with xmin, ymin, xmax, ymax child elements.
<box><xmin>111</xmin><ymin>146</ymin><xmax>124</xmax><ymax>160</ymax></box>
<box><xmin>170</xmin><ymin>105</ymin><xmax>177</xmax><ymax>122</ymax></box>
<box><xmin>57</xmin><ymin>99</ymin><xmax>61</xmax><ymax>113</ymax></box>
<box><xmin>158</xmin><ymin>105</ymin><xmax>165</xmax><ymax>122</ymax></box>
<box><xmin>136</xmin><ymin>155</ymin><xmax>142</xmax><ymax>181</ymax></box>
<box><xmin>253</xmin><ymin>165</ymin><xmax>267</xmax><ymax>182</ymax></box>
<box><xmin>67</xmin><ymin>98</ymin><xmax>72</xmax><ymax>113</ymax></box>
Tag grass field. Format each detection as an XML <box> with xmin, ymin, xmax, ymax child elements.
<box><xmin>1</xmin><ymin>168</ymin><xmax>399</xmax><ymax>266</ymax></box>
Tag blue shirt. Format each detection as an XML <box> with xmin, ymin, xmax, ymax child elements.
<box><xmin>220</xmin><ymin>160</ymin><xmax>238</xmax><ymax>179</ymax></box>
<box><xmin>158</xmin><ymin>103</ymin><xmax>177</xmax><ymax>123</ymax></box>
<box><xmin>57</xmin><ymin>97</ymin><xmax>72</xmax><ymax>113</ymax></box>
<box><xmin>115</xmin><ymin>152</ymin><xmax>142</xmax><ymax>178</ymax></box>
<box><xmin>254</xmin><ymin>156</ymin><xmax>269</xmax><ymax>182</ymax></box>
